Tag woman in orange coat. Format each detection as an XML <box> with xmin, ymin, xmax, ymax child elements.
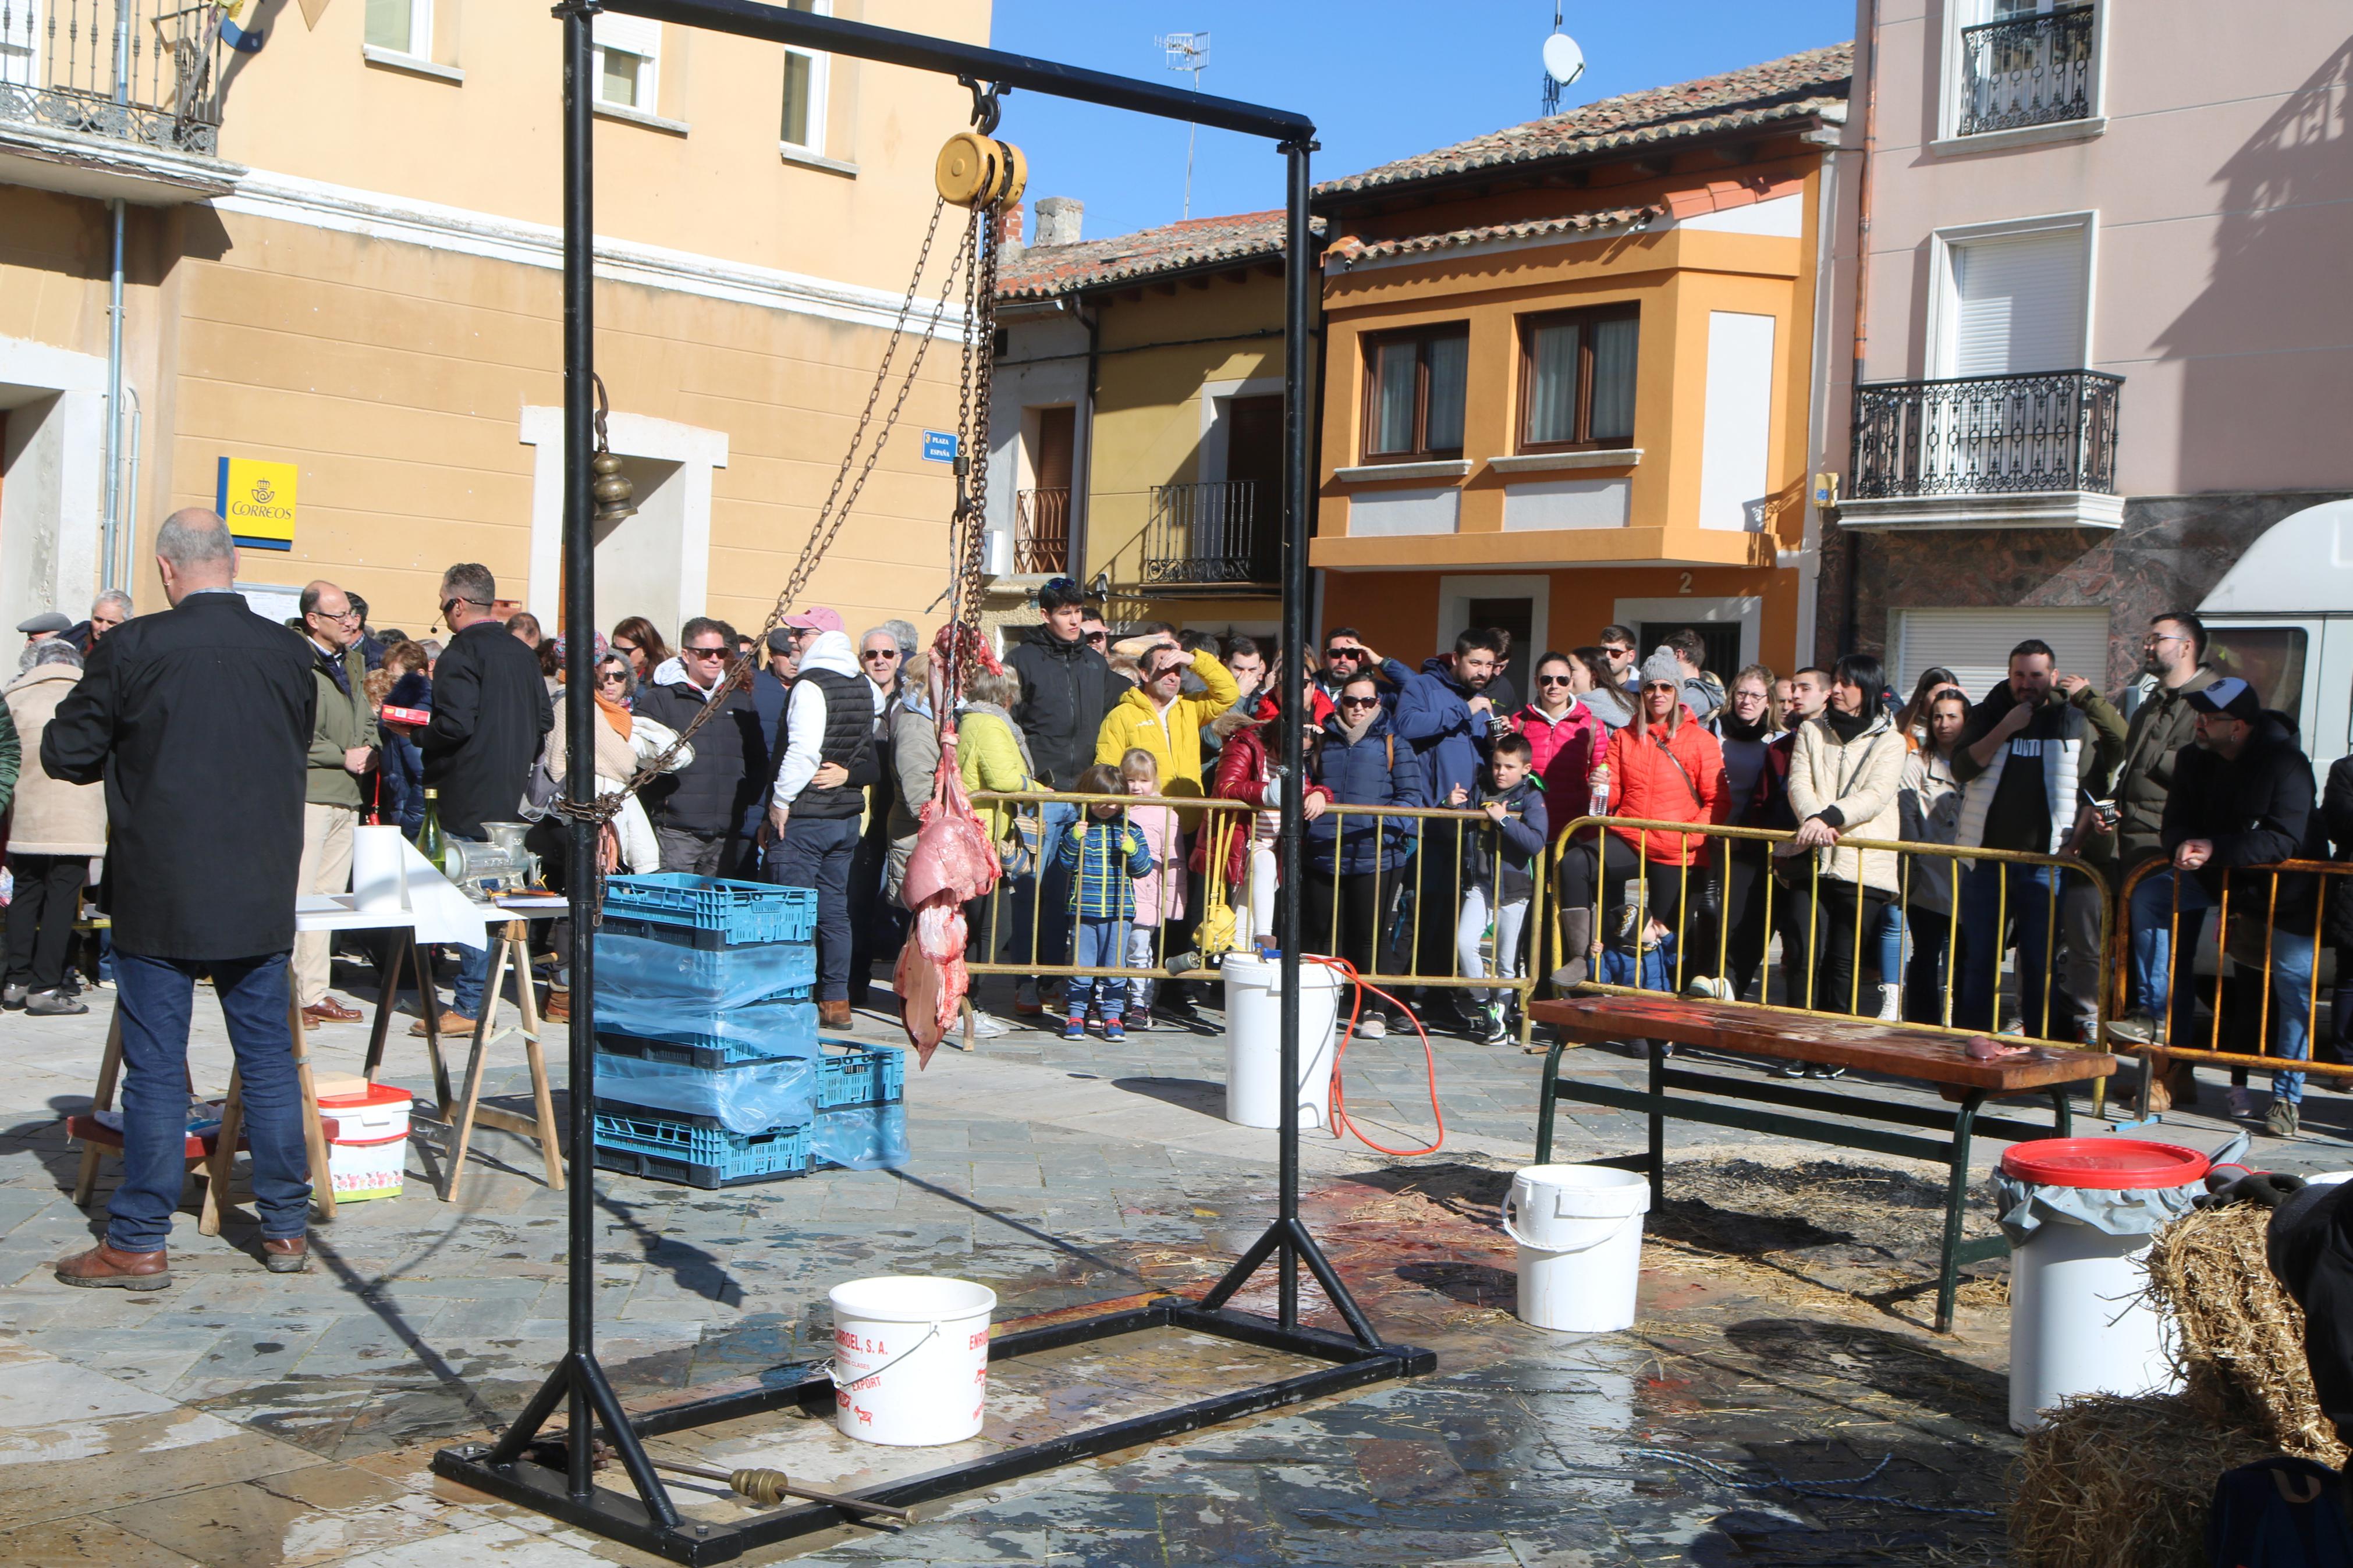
<box><xmin>1557</xmin><ymin>648</ymin><xmax>1731</xmax><ymax>994</ymax></box>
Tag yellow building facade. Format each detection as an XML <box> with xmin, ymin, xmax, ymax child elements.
<box><xmin>1310</xmin><ymin>46</ymin><xmax>1850</xmax><ymax>677</ymax></box>
<box><xmin>0</xmin><ymin>0</ymin><xmax>986</xmax><ymax>641</ymax></box>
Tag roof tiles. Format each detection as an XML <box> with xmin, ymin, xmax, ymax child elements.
<box><xmin>995</xmin><ymin>210</ymin><xmax>1296</xmax><ymax>301</ymax></box>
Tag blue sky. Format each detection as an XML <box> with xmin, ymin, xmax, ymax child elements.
<box><xmin>985</xmin><ymin>2</ymin><xmax>1854</xmax><ymax>241</ymax></box>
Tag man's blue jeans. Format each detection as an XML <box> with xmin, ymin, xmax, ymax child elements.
<box><xmin>448</xmin><ymin>830</ymin><xmax>490</xmax><ymax>1019</ymax></box>
<box><xmin>111</xmin><ymin>951</ymin><xmax>311</xmax><ymax>1251</ymax></box>
<box><xmin>769</xmin><ymin>814</ymin><xmax>860</xmax><ymax>1001</ymax></box>
<box><xmin>1957</xmin><ymin>861</ymin><xmax>2057</xmax><ymax>1033</ymax></box>
<box><xmin>2148</xmin><ymin>871</ymin><xmax>2313</xmax><ymax>1105</ymax></box>
<box><xmin>1007</xmin><ymin>800</ymin><xmax>1079</xmax><ymax>969</ymax></box>
<box><xmin>2129</xmin><ymin>868</ymin><xmax>2182</xmax><ymax>1025</ymax></box>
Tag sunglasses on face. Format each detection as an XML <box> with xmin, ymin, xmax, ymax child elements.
<box><xmin>611</xmin><ymin>640</ymin><xmax>638</xmax><ymax>655</ymax></box>
<box><xmin>862</xmin><ymin>648</ymin><xmax>898</xmax><ymax>661</ymax></box>
<box><xmin>1325</xmin><ymin>647</ymin><xmax>1362</xmax><ymax>660</ymax></box>
<box><xmin>1339</xmin><ymin>695</ymin><xmax>1379</xmax><ymax>708</ymax></box>
<box><xmin>597</xmin><ymin>672</ymin><xmax>627</xmax><ymax>686</ymax></box>
<box><xmin>1536</xmin><ymin>674</ymin><xmax>1573</xmax><ymax>686</ymax></box>
<box><xmin>684</xmin><ymin>645</ymin><xmax>728</xmax><ymax>660</ymax></box>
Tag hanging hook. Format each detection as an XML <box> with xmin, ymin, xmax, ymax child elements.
<box><xmin>591</xmin><ymin>371</ymin><xmax>615</xmax><ymax>453</ymax></box>
<box><xmin>957</xmin><ymin>74</ymin><xmax>1007</xmax><ymax>137</ymax></box>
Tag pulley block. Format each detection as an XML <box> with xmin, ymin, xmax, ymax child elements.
<box><xmin>935</xmin><ymin>130</ymin><xmax>1027</xmax><ymax>211</ymax></box>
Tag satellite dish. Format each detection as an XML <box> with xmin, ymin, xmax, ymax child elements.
<box><xmin>1542</xmin><ymin>30</ymin><xmax>1585</xmax><ymax>87</ymax></box>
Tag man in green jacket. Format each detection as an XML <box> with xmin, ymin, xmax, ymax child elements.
<box><xmin>295</xmin><ymin>581</ymin><xmax>375</xmax><ymax>1026</ymax></box>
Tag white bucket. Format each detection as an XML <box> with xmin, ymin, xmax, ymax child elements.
<box><xmin>1220</xmin><ymin>952</ymin><xmax>1344</xmax><ymax>1129</ymax></box>
<box><xmin>828</xmin><ymin>1275</ymin><xmax>997</xmax><ymax>1446</ymax></box>
<box><xmin>2008</xmin><ymin>1219</ymin><xmax>2178</xmax><ymax>1433</ymax></box>
<box><xmin>1502</xmin><ymin>1164</ymin><xmax>1652</xmax><ymax>1334</ymax></box>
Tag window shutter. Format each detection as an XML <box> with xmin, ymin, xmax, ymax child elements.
<box><xmin>1893</xmin><ymin>607</ymin><xmax>2110</xmax><ymax>702</ymax></box>
<box><xmin>1949</xmin><ymin>229</ymin><xmax>2086</xmax><ymax>377</ymax></box>
<box><xmin>593</xmin><ymin>12</ymin><xmax>660</xmax><ymax>57</ymax></box>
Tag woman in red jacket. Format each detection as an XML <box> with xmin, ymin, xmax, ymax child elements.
<box><xmin>1514</xmin><ymin>650</ymin><xmax>1606</xmax><ymax>838</ymax></box>
<box><xmin>1559</xmin><ymin>649</ymin><xmax>1731</xmax><ymax>994</ymax></box>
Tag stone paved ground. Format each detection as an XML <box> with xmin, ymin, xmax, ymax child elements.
<box><xmin>1</xmin><ymin>957</ymin><xmax>2346</xmax><ymax>1566</ymax></box>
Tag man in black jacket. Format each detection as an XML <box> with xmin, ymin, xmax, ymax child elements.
<box><xmin>418</xmin><ymin>563</ymin><xmax>552</xmax><ymax>1034</ymax></box>
<box><xmin>636</xmin><ymin>616</ymin><xmax>765</xmax><ymax>877</ymax></box>
<box><xmin>1003</xmin><ymin>579</ymin><xmax>1117</xmax><ymax>1002</ymax></box>
<box><xmin>44</xmin><ymin>509</ymin><xmax>318</xmax><ymax>1288</ymax></box>
<box><xmin>2158</xmin><ymin>677</ymin><xmax>2326</xmax><ymax>1137</ymax></box>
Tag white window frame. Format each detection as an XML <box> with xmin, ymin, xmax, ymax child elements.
<box><xmin>1932</xmin><ymin>0</ymin><xmax>2109</xmax><ymax>154</ymax></box>
<box><xmin>592</xmin><ymin>12</ymin><xmax>661</xmax><ymax>113</ymax></box>
<box><xmin>1926</xmin><ymin>209</ymin><xmax>2098</xmax><ymax>379</ymax></box>
<box><xmin>362</xmin><ymin>0</ymin><xmax>432</xmax><ymax>61</ymax></box>
<box><xmin>779</xmin><ymin>0</ymin><xmax>832</xmax><ymax>156</ymax></box>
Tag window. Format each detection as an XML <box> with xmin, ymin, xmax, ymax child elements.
<box><xmin>593</xmin><ymin>12</ymin><xmax>660</xmax><ymax>111</ymax></box>
<box><xmin>1955</xmin><ymin>0</ymin><xmax>2096</xmax><ymax>137</ymax></box>
<box><xmin>779</xmin><ymin>0</ymin><xmax>829</xmax><ymax>152</ymax></box>
<box><xmin>1362</xmin><ymin>326</ymin><xmax>1469</xmax><ymax>461</ymax></box>
<box><xmin>1517</xmin><ymin>305</ymin><xmax>1638</xmax><ymax>451</ymax></box>
<box><xmin>1942</xmin><ymin>225</ymin><xmax>2088</xmax><ymax>376</ymax></box>
<box><xmin>364</xmin><ymin>0</ymin><xmax>431</xmax><ymax>57</ymax></box>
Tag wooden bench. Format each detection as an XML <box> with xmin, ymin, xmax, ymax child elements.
<box><xmin>1528</xmin><ymin>995</ymin><xmax>2117</xmax><ymax>1332</ymax></box>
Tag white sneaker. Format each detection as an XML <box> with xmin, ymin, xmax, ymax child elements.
<box><xmin>1876</xmin><ymin>984</ymin><xmax>1903</xmax><ymax>1023</ymax></box>
<box><xmin>966</xmin><ymin>1011</ymin><xmax>1012</xmax><ymax>1039</ymax></box>
<box><xmin>1014</xmin><ymin>980</ymin><xmax>1041</xmax><ymax>1015</ymax></box>
<box><xmin>1358</xmin><ymin>1014</ymin><xmax>1388</xmax><ymax>1039</ymax></box>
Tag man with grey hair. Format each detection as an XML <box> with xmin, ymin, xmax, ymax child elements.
<box><xmin>849</xmin><ymin>625</ymin><xmax>907</xmax><ymax>1007</ymax></box>
<box><xmin>417</xmin><ymin>562</ymin><xmax>551</xmax><ymax>1035</ymax></box>
<box><xmin>44</xmin><ymin>507</ymin><xmax>319</xmax><ymax>1286</ymax></box>
<box><xmin>62</xmin><ymin>589</ymin><xmax>134</xmax><ymax>655</ymax></box>
<box><xmin>293</xmin><ymin>579</ymin><xmax>375</xmax><ymax>1026</ymax></box>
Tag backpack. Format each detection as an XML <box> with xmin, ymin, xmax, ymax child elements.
<box><xmin>2207</xmin><ymin>1457</ymin><xmax>2353</xmax><ymax>1568</ymax></box>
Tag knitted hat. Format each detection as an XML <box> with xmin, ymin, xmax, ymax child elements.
<box><xmin>1638</xmin><ymin>647</ymin><xmax>1682</xmax><ymax>688</ymax></box>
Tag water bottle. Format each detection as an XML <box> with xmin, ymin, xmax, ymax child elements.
<box><xmin>1589</xmin><ymin>773</ymin><xmax>1612</xmax><ymax>819</ymax></box>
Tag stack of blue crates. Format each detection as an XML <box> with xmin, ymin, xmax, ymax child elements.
<box><xmin>588</xmin><ymin>874</ymin><xmax>908</xmax><ymax>1188</ymax></box>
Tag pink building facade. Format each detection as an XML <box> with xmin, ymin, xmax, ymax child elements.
<box><xmin>1815</xmin><ymin>0</ymin><xmax>2353</xmax><ymax>728</ymax></box>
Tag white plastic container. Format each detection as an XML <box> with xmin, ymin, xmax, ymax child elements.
<box><xmin>2008</xmin><ymin>1221</ymin><xmax>2178</xmax><ymax>1432</ymax></box>
<box><xmin>828</xmin><ymin>1275</ymin><xmax>996</xmax><ymax>1446</ymax></box>
<box><xmin>1502</xmin><ymin>1164</ymin><xmax>1651</xmax><ymax>1333</ymax></box>
<box><xmin>317</xmin><ymin>1083</ymin><xmax>413</xmax><ymax>1203</ymax></box>
<box><xmin>1220</xmin><ymin>952</ymin><xmax>1344</xmax><ymax>1130</ymax></box>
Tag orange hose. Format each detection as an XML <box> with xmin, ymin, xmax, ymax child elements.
<box><xmin>1300</xmin><ymin>954</ymin><xmax>1445</xmax><ymax>1158</ymax></box>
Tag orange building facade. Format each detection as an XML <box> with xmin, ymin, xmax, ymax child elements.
<box><xmin>1309</xmin><ymin>47</ymin><xmax>1850</xmax><ymax>680</ymax></box>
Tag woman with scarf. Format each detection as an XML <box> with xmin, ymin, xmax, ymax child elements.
<box><xmin>1777</xmin><ymin>651</ymin><xmax>1910</xmax><ymax>1035</ymax></box>
<box><xmin>1570</xmin><ymin>646</ymin><xmax>1636</xmax><ymax>732</ymax></box>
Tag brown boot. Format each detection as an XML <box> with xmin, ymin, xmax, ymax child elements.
<box><xmin>818</xmin><ymin>998</ymin><xmax>853</xmax><ymax>1030</ymax></box>
<box><xmin>262</xmin><ymin>1235</ymin><xmax>310</xmax><ymax>1274</ymax></box>
<box><xmin>56</xmin><ymin>1242</ymin><xmax>171</xmax><ymax>1291</ymax></box>
<box><xmin>542</xmin><ymin>987</ymin><xmax>570</xmax><ymax>1023</ymax></box>
<box><xmin>410</xmin><ymin>1009</ymin><xmax>475</xmax><ymax>1038</ymax></box>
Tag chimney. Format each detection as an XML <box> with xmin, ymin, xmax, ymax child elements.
<box><xmin>996</xmin><ymin>204</ymin><xmax>1025</xmax><ymax>262</ymax></box>
<box><xmin>1035</xmin><ymin>196</ymin><xmax>1083</xmax><ymax>247</ymax></box>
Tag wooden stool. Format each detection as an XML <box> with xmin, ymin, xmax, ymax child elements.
<box><xmin>397</xmin><ymin>918</ymin><xmax>565</xmax><ymax>1201</ymax></box>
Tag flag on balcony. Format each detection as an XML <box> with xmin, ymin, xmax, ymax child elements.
<box><xmin>217</xmin><ymin>1</ymin><xmax>266</xmax><ymax>52</ymax></box>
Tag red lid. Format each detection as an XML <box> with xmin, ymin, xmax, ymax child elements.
<box><xmin>2000</xmin><ymin>1137</ymin><xmax>2209</xmax><ymax>1190</ymax></box>
<box><xmin>317</xmin><ymin>1083</ymin><xmax>415</xmax><ymax>1109</ymax></box>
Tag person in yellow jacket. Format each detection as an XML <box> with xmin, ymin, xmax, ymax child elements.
<box><xmin>1094</xmin><ymin>642</ymin><xmax>1239</xmax><ymax>805</ymax></box>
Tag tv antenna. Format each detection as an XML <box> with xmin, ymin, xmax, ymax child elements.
<box><xmin>1540</xmin><ymin>3</ymin><xmax>1585</xmax><ymax>116</ymax></box>
<box><xmin>1157</xmin><ymin>30</ymin><xmax>1209</xmax><ymax>218</ymax></box>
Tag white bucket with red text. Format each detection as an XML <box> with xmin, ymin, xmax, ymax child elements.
<box><xmin>317</xmin><ymin>1083</ymin><xmax>413</xmax><ymax>1203</ymax></box>
<box><xmin>827</xmin><ymin>1276</ymin><xmax>996</xmax><ymax>1446</ymax></box>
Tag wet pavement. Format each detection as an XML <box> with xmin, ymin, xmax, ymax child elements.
<box><xmin>0</xmin><ymin>959</ymin><xmax>2344</xmax><ymax>1566</ymax></box>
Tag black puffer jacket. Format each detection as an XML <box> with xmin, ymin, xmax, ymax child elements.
<box><xmin>2322</xmin><ymin>756</ymin><xmax>2353</xmax><ymax>951</ymax></box>
<box><xmin>633</xmin><ymin>672</ymin><xmax>768</xmax><ymax>838</ymax></box>
<box><xmin>2160</xmin><ymin>711</ymin><xmax>2325</xmax><ymax>929</ymax></box>
<box><xmin>1005</xmin><ymin>624</ymin><xmax>1119</xmax><ymax>790</ymax></box>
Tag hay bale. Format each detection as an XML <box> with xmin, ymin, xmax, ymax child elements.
<box><xmin>2143</xmin><ymin>1203</ymin><xmax>2345</xmax><ymax>1465</ymax></box>
<box><xmin>2008</xmin><ymin>1392</ymin><xmax>2275</xmax><ymax>1568</ymax></box>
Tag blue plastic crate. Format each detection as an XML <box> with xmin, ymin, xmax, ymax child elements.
<box><xmin>594</xmin><ymin>929</ymin><xmax>815</xmax><ymax>1017</ymax></box>
<box><xmin>816</xmin><ymin>1046</ymin><xmax>904</xmax><ymax>1110</ymax></box>
<box><xmin>603</xmin><ymin>874</ymin><xmax>818</xmax><ymax>945</ymax></box>
<box><xmin>592</xmin><ymin>1098</ymin><xmax>809</xmax><ymax>1187</ymax></box>
<box><xmin>595</xmin><ymin>1002</ymin><xmax>818</xmax><ymax>1068</ymax></box>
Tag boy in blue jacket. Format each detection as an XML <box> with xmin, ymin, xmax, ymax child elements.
<box><xmin>1450</xmin><ymin>731</ymin><xmax>1548</xmax><ymax>1043</ymax></box>
<box><xmin>1049</xmin><ymin>762</ymin><xmax>1155</xmax><ymax>1041</ymax></box>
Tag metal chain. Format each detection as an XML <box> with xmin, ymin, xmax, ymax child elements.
<box><xmin>937</xmin><ymin>198</ymin><xmax>1001</xmax><ymax>731</ymax></box>
<box><xmin>556</xmin><ymin>195</ymin><xmax>968</xmax><ymax>824</ymax></box>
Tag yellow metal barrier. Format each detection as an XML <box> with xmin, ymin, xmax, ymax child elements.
<box><xmin>966</xmin><ymin>790</ymin><xmax>1546</xmax><ymax>1041</ymax></box>
<box><xmin>2109</xmin><ymin>856</ymin><xmax>2353</xmax><ymax>1117</ymax></box>
<box><xmin>1545</xmin><ymin>815</ymin><xmax>2111</xmax><ymax>1051</ymax></box>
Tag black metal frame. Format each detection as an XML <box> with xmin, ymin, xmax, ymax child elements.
<box><xmin>1534</xmin><ymin>1041</ymin><xmax>2077</xmax><ymax>1334</ymax></box>
<box><xmin>1956</xmin><ymin>5</ymin><xmax>2096</xmax><ymax>138</ymax></box>
<box><xmin>1848</xmin><ymin>368</ymin><xmax>2123</xmax><ymax>501</ymax></box>
<box><xmin>432</xmin><ymin>6</ymin><xmax>1425</xmax><ymax>1559</ymax></box>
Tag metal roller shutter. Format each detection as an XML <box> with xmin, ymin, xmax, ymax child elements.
<box><xmin>1893</xmin><ymin>607</ymin><xmax>2112</xmax><ymax>703</ymax></box>
<box><xmin>1949</xmin><ymin>229</ymin><xmax>2087</xmax><ymax>377</ymax></box>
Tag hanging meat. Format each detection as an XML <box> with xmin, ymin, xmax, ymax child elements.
<box><xmin>893</xmin><ymin>630</ymin><xmax>1004</xmax><ymax>1064</ymax></box>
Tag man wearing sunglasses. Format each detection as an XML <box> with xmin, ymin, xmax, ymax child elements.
<box><xmin>292</xmin><ymin>579</ymin><xmax>375</xmax><ymax>1027</ymax></box>
<box><xmin>635</xmin><ymin>615</ymin><xmax>766</xmax><ymax>879</ymax></box>
<box><xmin>1314</xmin><ymin>629</ymin><xmax>1403</xmax><ymax>714</ymax></box>
<box><xmin>416</xmin><ymin>563</ymin><xmax>552</xmax><ymax>1037</ymax></box>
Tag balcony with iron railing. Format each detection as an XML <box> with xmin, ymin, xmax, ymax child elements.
<box><xmin>1143</xmin><ymin>480</ymin><xmax>1278</xmax><ymax>592</ymax></box>
<box><xmin>1957</xmin><ymin>5</ymin><xmax>2096</xmax><ymax>137</ymax></box>
<box><xmin>0</xmin><ymin>0</ymin><xmax>228</xmax><ymax>160</ymax></box>
<box><xmin>1844</xmin><ymin>369</ymin><xmax>2124</xmax><ymax>529</ymax></box>
<box><xmin>1012</xmin><ymin>486</ymin><xmax>1069</xmax><ymax>576</ymax></box>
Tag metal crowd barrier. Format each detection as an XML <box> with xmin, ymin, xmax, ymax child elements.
<box><xmin>2109</xmin><ymin>857</ymin><xmax>2353</xmax><ymax>1115</ymax></box>
<box><xmin>966</xmin><ymin>790</ymin><xmax>1546</xmax><ymax>1041</ymax></box>
<box><xmin>1545</xmin><ymin>815</ymin><xmax>2112</xmax><ymax>1051</ymax></box>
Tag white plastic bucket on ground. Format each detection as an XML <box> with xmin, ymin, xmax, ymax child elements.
<box><xmin>317</xmin><ymin>1083</ymin><xmax>413</xmax><ymax>1203</ymax></box>
<box><xmin>2001</xmin><ymin>1139</ymin><xmax>2205</xmax><ymax>1433</ymax></box>
<box><xmin>828</xmin><ymin>1275</ymin><xmax>996</xmax><ymax>1446</ymax></box>
<box><xmin>1502</xmin><ymin>1164</ymin><xmax>1651</xmax><ymax>1332</ymax></box>
<box><xmin>1220</xmin><ymin>953</ymin><xmax>1344</xmax><ymax>1130</ymax></box>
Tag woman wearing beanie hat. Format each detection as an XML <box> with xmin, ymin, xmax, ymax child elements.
<box><xmin>1555</xmin><ymin>649</ymin><xmax>1731</xmax><ymax>997</ymax></box>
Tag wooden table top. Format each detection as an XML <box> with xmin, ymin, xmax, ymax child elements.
<box><xmin>1529</xmin><ymin>995</ymin><xmax>2116</xmax><ymax>1092</ymax></box>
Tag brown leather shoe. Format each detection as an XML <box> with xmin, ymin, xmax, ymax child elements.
<box><xmin>410</xmin><ymin>1009</ymin><xmax>476</xmax><ymax>1038</ymax></box>
<box><xmin>306</xmin><ymin>997</ymin><xmax>364</xmax><ymax>1023</ymax></box>
<box><xmin>542</xmin><ymin>987</ymin><xmax>570</xmax><ymax>1023</ymax></box>
<box><xmin>818</xmin><ymin>998</ymin><xmax>853</xmax><ymax>1030</ymax></box>
<box><xmin>56</xmin><ymin>1242</ymin><xmax>171</xmax><ymax>1290</ymax></box>
<box><xmin>262</xmin><ymin>1235</ymin><xmax>310</xmax><ymax>1274</ymax></box>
